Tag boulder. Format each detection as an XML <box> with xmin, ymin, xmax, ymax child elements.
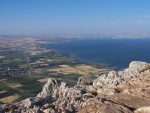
<box><xmin>77</xmin><ymin>76</ymin><xmax>93</xmax><ymax>85</ymax></box>
<box><xmin>97</xmin><ymin>88</ymin><xmax>116</xmax><ymax>95</ymax></box>
<box><xmin>93</xmin><ymin>71</ymin><xmax>122</xmax><ymax>90</ymax></box>
<box><xmin>105</xmin><ymin>71</ymin><xmax>121</xmax><ymax>85</ymax></box>
<box><xmin>37</xmin><ymin>78</ymin><xmax>85</xmax><ymax>99</ymax></box>
<box><xmin>129</xmin><ymin>61</ymin><xmax>150</xmax><ymax>73</ymax></box>
<box><xmin>93</xmin><ymin>74</ymin><xmax>107</xmax><ymax>88</ymax></box>
<box><xmin>134</xmin><ymin>106</ymin><xmax>150</xmax><ymax>113</ymax></box>
<box><xmin>44</xmin><ymin>108</ymin><xmax>56</xmax><ymax>113</ymax></box>
<box><xmin>86</xmin><ymin>85</ymin><xmax>97</xmax><ymax>94</ymax></box>
<box><xmin>93</xmin><ymin>61</ymin><xmax>150</xmax><ymax>90</ymax></box>
<box><xmin>37</xmin><ymin>78</ymin><xmax>61</xmax><ymax>98</ymax></box>
<box><xmin>21</xmin><ymin>97</ymin><xmax>43</xmax><ymax>108</ymax></box>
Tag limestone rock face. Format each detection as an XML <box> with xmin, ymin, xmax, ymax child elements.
<box><xmin>21</xmin><ymin>97</ymin><xmax>43</xmax><ymax>108</ymax></box>
<box><xmin>105</xmin><ymin>71</ymin><xmax>122</xmax><ymax>85</ymax></box>
<box><xmin>86</xmin><ymin>85</ymin><xmax>97</xmax><ymax>94</ymax></box>
<box><xmin>129</xmin><ymin>61</ymin><xmax>150</xmax><ymax>72</ymax></box>
<box><xmin>93</xmin><ymin>61</ymin><xmax>150</xmax><ymax>90</ymax></box>
<box><xmin>134</xmin><ymin>106</ymin><xmax>150</xmax><ymax>113</ymax></box>
<box><xmin>93</xmin><ymin>74</ymin><xmax>107</xmax><ymax>88</ymax></box>
<box><xmin>97</xmin><ymin>88</ymin><xmax>116</xmax><ymax>95</ymax></box>
<box><xmin>37</xmin><ymin>78</ymin><xmax>61</xmax><ymax>98</ymax></box>
<box><xmin>93</xmin><ymin>71</ymin><xmax>123</xmax><ymax>90</ymax></box>
<box><xmin>37</xmin><ymin>78</ymin><xmax>85</xmax><ymax>99</ymax></box>
<box><xmin>1</xmin><ymin>61</ymin><xmax>150</xmax><ymax>113</ymax></box>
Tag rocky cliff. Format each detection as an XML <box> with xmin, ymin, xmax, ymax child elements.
<box><xmin>1</xmin><ymin>61</ymin><xmax>150</xmax><ymax>113</ymax></box>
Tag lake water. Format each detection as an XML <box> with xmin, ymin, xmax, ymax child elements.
<box><xmin>45</xmin><ymin>38</ymin><xmax>150</xmax><ymax>70</ymax></box>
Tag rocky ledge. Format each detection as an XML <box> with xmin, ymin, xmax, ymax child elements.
<box><xmin>1</xmin><ymin>61</ymin><xmax>150</xmax><ymax>113</ymax></box>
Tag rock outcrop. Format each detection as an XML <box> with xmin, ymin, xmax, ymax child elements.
<box><xmin>1</xmin><ymin>61</ymin><xmax>150</xmax><ymax>113</ymax></box>
<box><xmin>134</xmin><ymin>106</ymin><xmax>150</xmax><ymax>113</ymax></box>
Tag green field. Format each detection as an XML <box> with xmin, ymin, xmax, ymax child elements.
<box><xmin>0</xmin><ymin>73</ymin><xmax>82</xmax><ymax>103</ymax></box>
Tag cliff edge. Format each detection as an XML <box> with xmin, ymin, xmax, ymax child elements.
<box><xmin>1</xmin><ymin>61</ymin><xmax>150</xmax><ymax>113</ymax></box>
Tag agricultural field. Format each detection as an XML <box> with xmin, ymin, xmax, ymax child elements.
<box><xmin>0</xmin><ymin>75</ymin><xmax>43</xmax><ymax>103</ymax></box>
<box><xmin>0</xmin><ymin>37</ymin><xmax>111</xmax><ymax>103</ymax></box>
<box><xmin>0</xmin><ymin>73</ymin><xmax>82</xmax><ymax>103</ymax></box>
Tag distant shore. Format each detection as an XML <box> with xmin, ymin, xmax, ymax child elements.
<box><xmin>43</xmin><ymin>38</ymin><xmax>150</xmax><ymax>70</ymax></box>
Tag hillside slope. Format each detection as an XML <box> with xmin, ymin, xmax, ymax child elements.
<box><xmin>1</xmin><ymin>61</ymin><xmax>150</xmax><ymax>113</ymax></box>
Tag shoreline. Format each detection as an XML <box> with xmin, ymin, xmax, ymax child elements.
<box><xmin>42</xmin><ymin>38</ymin><xmax>150</xmax><ymax>70</ymax></box>
<box><xmin>43</xmin><ymin>45</ymin><xmax>111</xmax><ymax>68</ymax></box>
<box><xmin>42</xmin><ymin>43</ymin><xmax>118</xmax><ymax>71</ymax></box>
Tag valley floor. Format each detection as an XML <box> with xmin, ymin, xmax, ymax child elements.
<box><xmin>0</xmin><ymin>37</ymin><xmax>111</xmax><ymax>103</ymax></box>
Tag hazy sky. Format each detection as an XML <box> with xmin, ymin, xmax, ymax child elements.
<box><xmin>0</xmin><ymin>0</ymin><xmax>150</xmax><ymax>35</ymax></box>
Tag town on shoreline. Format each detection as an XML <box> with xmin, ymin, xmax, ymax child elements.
<box><xmin>0</xmin><ymin>36</ymin><xmax>111</xmax><ymax>103</ymax></box>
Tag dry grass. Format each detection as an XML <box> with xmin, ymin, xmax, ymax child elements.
<box><xmin>37</xmin><ymin>77</ymin><xmax>50</xmax><ymax>83</ymax></box>
<box><xmin>39</xmin><ymin>63</ymin><xmax>49</xmax><ymax>67</ymax></box>
<box><xmin>30</xmin><ymin>61</ymin><xmax>45</xmax><ymax>65</ymax></box>
<box><xmin>1</xmin><ymin>79</ymin><xmax>23</xmax><ymax>89</ymax></box>
<box><xmin>7</xmin><ymin>83</ymin><xmax>23</xmax><ymax>89</ymax></box>
<box><xmin>0</xmin><ymin>90</ymin><xmax>8</xmax><ymax>94</ymax></box>
<box><xmin>33</xmin><ymin>68</ymin><xmax>43</xmax><ymax>74</ymax></box>
<box><xmin>47</xmin><ymin>59</ymin><xmax>53</xmax><ymax>62</ymax></box>
<box><xmin>47</xmin><ymin>64</ymin><xmax>110</xmax><ymax>76</ymax></box>
<box><xmin>76</xmin><ymin>65</ymin><xmax>111</xmax><ymax>74</ymax></box>
<box><xmin>0</xmin><ymin>94</ymin><xmax>21</xmax><ymax>103</ymax></box>
<box><xmin>47</xmin><ymin>65</ymin><xmax>86</xmax><ymax>75</ymax></box>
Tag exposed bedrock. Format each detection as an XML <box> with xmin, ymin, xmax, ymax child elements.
<box><xmin>1</xmin><ymin>61</ymin><xmax>150</xmax><ymax>113</ymax></box>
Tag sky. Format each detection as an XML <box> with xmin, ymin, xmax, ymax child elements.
<box><xmin>0</xmin><ymin>0</ymin><xmax>150</xmax><ymax>35</ymax></box>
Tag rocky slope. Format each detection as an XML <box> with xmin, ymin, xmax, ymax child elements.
<box><xmin>1</xmin><ymin>61</ymin><xmax>150</xmax><ymax>113</ymax></box>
